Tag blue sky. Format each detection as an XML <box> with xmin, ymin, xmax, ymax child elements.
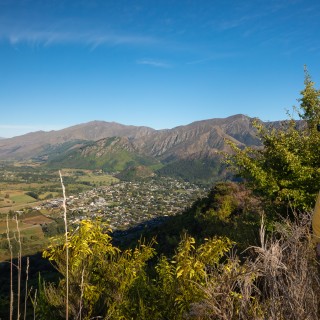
<box><xmin>1</xmin><ymin>0</ymin><xmax>320</xmax><ymax>138</ymax></box>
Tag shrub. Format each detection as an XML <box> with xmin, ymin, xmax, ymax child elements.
<box><xmin>226</xmin><ymin>68</ymin><xmax>320</xmax><ymax>214</ymax></box>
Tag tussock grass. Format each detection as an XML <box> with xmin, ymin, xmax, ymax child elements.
<box><xmin>188</xmin><ymin>212</ymin><xmax>320</xmax><ymax>320</ymax></box>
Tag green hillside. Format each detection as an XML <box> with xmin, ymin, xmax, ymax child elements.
<box><xmin>47</xmin><ymin>137</ymin><xmax>160</xmax><ymax>172</ymax></box>
<box><xmin>34</xmin><ymin>140</ymin><xmax>89</xmax><ymax>162</ymax></box>
<box><xmin>116</xmin><ymin>165</ymin><xmax>156</xmax><ymax>180</ymax></box>
<box><xmin>157</xmin><ymin>158</ymin><xmax>225</xmax><ymax>185</ymax></box>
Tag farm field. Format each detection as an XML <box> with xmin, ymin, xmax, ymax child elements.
<box><xmin>0</xmin><ymin>162</ymin><xmax>119</xmax><ymax>261</ymax></box>
<box><xmin>61</xmin><ymin>168</ymin><xmax>119</xmax><ymax>185</ymax></box>
<box><xmin>0</xmin><ymin>214</ymin><xmax>53</xmax><ymax>261</ymax></box>
<box><xmin>0</xmin><ymin>190</ymin><xmax>37</xmax><ymax>207</ymax></box>
<box><xmin>0</xmin><ymin>162</ymin><xmax>119</xmax><ymax>214</ymax></box>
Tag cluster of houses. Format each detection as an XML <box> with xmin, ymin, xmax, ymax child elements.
<box><xmin>37</xmin><ymin>178</ymin><xmax>206</xmax><ymax>230</ymax></box>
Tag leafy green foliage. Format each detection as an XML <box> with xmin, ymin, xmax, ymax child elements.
<box><xmin>193</xmin><ymin>182</ymin><xmax>262</xmax><ymax>250</ymax></box>
<box><xmin>226</xmin><ymin>69</ymin><xmax>320</xmax><ymax>213</ymax></box>
<box><xmin>298</xmin><ymin>66</ymin><xmax>320</xmax><ymax>126</ymax></box>
<box><xmin>39</xmin><ymin>220</ymin><xmax>156</xmax><ymax>319</ymax></box>
<box><xmin>152</xmin><ymin>235</ymin><xmax>234</xmax><ymax>319</ymax></box>
<box><xmin>37</xmin><ymin>216</ymin><xmax>237</xmax><ymax>319</ymax></box>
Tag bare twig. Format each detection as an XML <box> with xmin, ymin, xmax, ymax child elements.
<box><xmin>15</xmin><ymin>215</ymin><xmax>22</xmax><ymax>320</ymax></box>
<box><xmin>6</xmin><ymin>214</ymin><xmax>14</xmax><ymax>320</ymax></box>
<box><xmin>33</xmin><ymin>289</ymin><xmax>37</xmax><ymax>320</ymax></box>
<box><xmin>77</xmin><ymin>266</ymin><xmax>86</xmax><ymax>320</ymax></box>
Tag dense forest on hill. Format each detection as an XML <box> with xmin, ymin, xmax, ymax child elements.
<box><xmin>1</xmin><ymin>69</ymin><xmax>320</xmax><ymax>319</ymax></box>
<box><xmin>156</xmin><ymin>158</ymin><xmax>226</xmax><ymax>185</ymax></box>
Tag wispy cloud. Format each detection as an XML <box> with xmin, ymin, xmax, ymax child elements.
<box><xmin>217</xmin><ymin>15</ymin><xmax>254</xmax><ymax>31</ymax></box>
<box><xmin>187</xmin><ymin>52</ymin><xmax>238</xmax><ymax>65</ymax></box>
<box><xmin>0</xmin><ymin>16</ymin><xmax>160</xmax><ymax>49</ymax></box>
<box><xmin>211</xmin><ymin>1</ymin><xmax>299</xmax><ymax>33</ymax></box>
<box><xmin>3</xmin><ymin>29</ymin><xmax>159</xmax><ymax>48</ymax></box>
<box><xmin>136</xmin><ymin>58</ymin><xmax>171</xmax><ymax>68</ymax></box>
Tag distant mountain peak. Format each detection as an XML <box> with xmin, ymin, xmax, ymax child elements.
<box><xmin>0</xmin><ymin>115</ymin><xmax>268</xmax><ymax>161</ymax></box>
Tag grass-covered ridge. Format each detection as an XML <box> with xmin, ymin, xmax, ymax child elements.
<box><xmin>47</xmin><ymin>136</ymin><xmax>161</xmax><ymax>173</ymax></box>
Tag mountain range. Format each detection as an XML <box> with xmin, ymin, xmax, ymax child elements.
<box><xmin>0</xmin><ymin>114</ymin><xmax>264</xmax><ymax>183</ymax></box>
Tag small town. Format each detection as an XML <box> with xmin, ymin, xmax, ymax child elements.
<box><xmin>36</xmin><ymin>177</ymin><xmax>206</xmax><ymax>230</ymax></box>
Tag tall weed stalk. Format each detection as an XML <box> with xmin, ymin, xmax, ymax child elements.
<box><xmin>59</xmin><ymin>170</ymin><xmax>69</xmax><ymax>320</ymax></box>
<box><xmin>23</xmin><ymin>257</ymin><xmax>29</xmax><ymax>320</ymax></box>
<box><xmin>14</xmin><ymin>215</ymin><xmax>22</xmax><ymax>320</ymax></box>
<box><xmin>6</xmin><ymin>214</ymin><xmax>14</xmax><ymax>320</ymax></box>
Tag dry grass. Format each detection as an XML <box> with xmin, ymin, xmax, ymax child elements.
<box><xmin>188</xmin><ymin>212</ymin><xmax>320</xmax><ymax>320</ymax></box>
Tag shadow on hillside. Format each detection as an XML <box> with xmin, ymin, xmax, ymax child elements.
<box><xmin>0</xmin><ymin>252</ymin><xmax>57</xmax><ymax>319</ymax></box>
<box><xmin>112</xmin><ymin>215</ymin><xmax>171</xmax><ymax>245</ymax></box>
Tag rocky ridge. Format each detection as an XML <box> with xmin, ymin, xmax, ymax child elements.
<box><xmin>0</xmin><ymin>114</ymin><xmax>262</xmax><ymax>162</ymax></box>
